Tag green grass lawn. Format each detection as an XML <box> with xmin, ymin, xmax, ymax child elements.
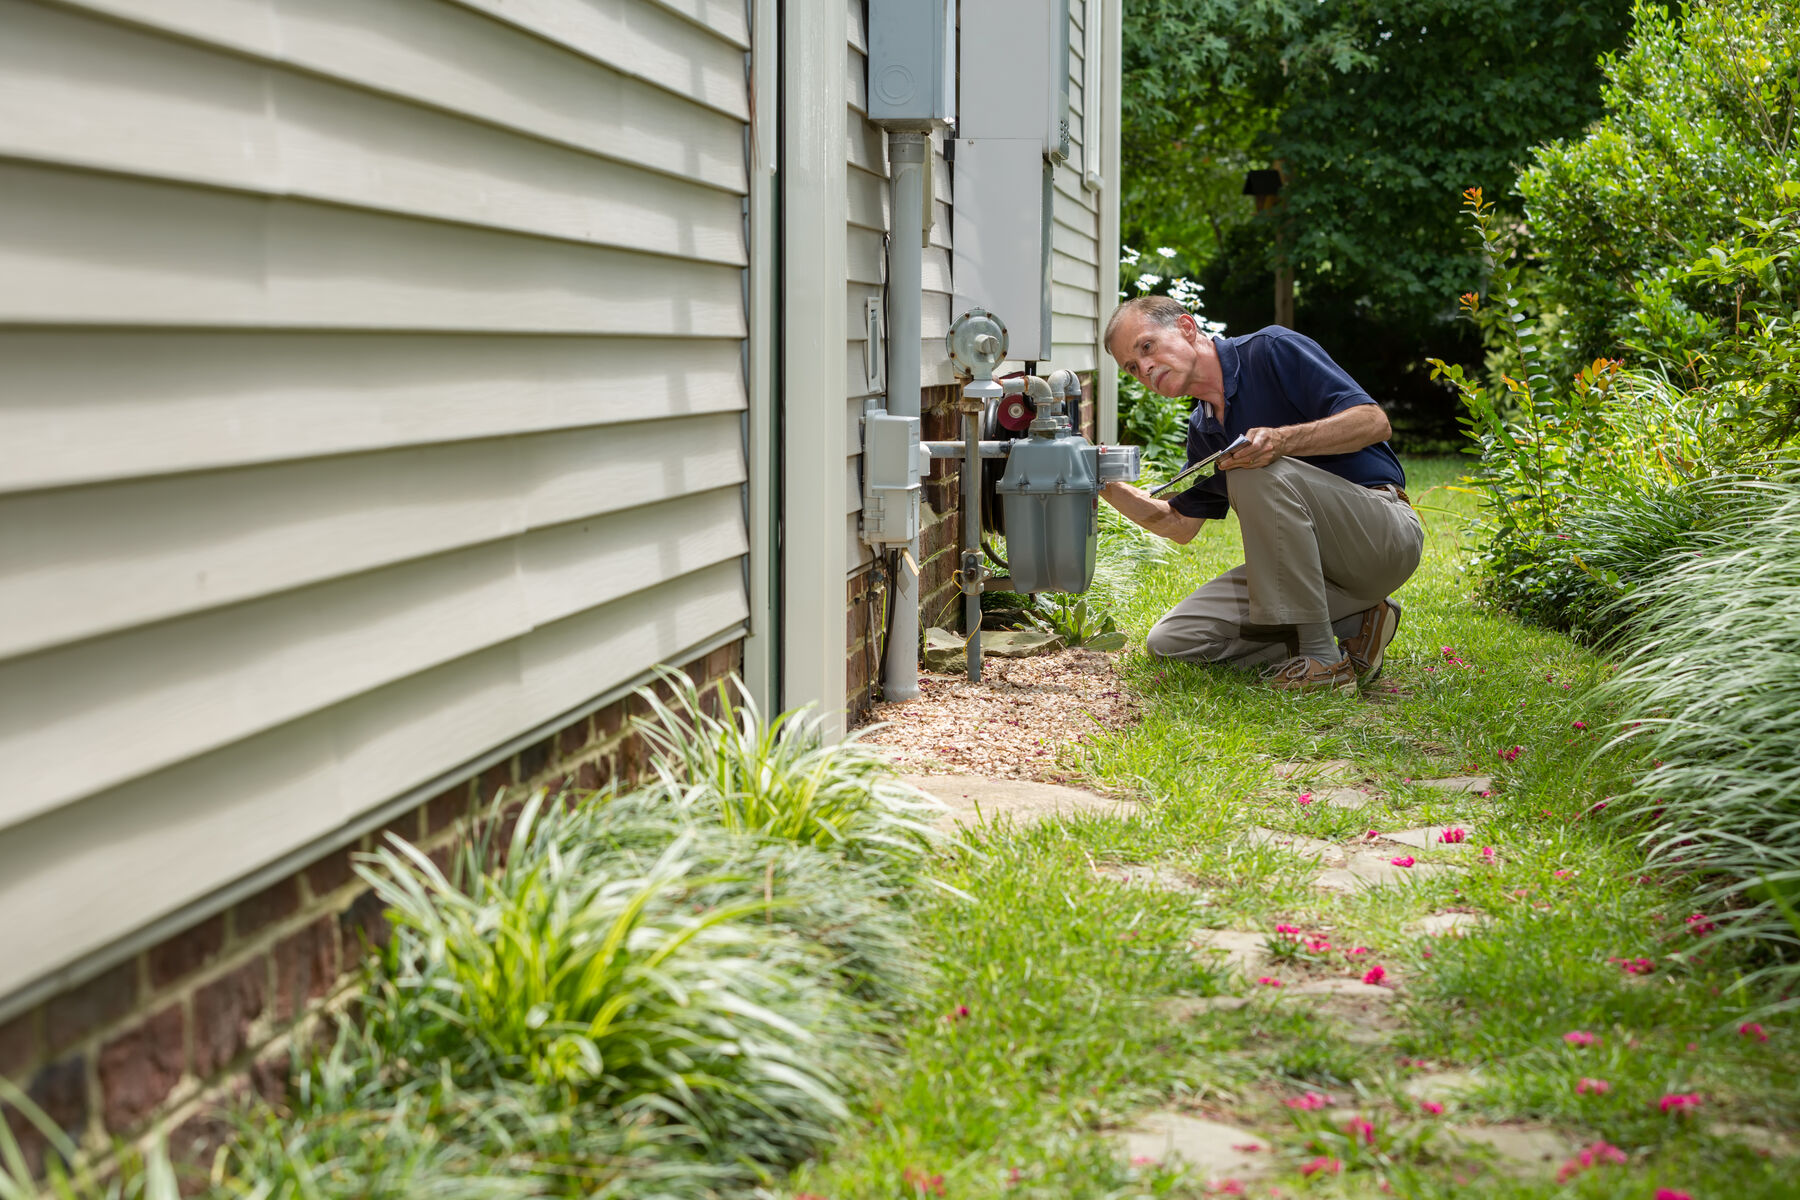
<box><xmin>790</xmin><ymin>457</ymin><xmax>1798</xmax><ymax>1199</ymax></box>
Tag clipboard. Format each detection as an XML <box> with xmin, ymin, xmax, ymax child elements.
<box><xmin>1149</xmin><ymin>434</ymin><xmax>1250</xmax><ymax>497</ymax></box>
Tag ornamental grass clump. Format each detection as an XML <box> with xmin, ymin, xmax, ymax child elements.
<box><xmin>1601</xmin><ymin>469</ymin><xmax>1800</xmax><ymax>1005</ymax></box>
<box><xmin>332</xmin><ymin>792</ymin><xmax>863</xmax><ymax>1190</ymax></box>
<box><xmin>633</xmin><ymin>671</ymin><xmax>944</xmax><ymax>875</ymax></box>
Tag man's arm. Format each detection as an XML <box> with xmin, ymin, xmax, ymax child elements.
<box><xmin>1100</xmin><ymin>481</ymin><xmax>1205</xmax><ymax>545</ymax></box>
<box><xmin>1221</xmin><ymin>402</ymin><xmax>1392</xmax><ymax>470</ymax></box>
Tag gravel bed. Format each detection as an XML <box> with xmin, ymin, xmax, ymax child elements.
<box><xmin>857</xmin><ymin>648</ymin><xmax>1142</xmax><ymax>780</ymax></box>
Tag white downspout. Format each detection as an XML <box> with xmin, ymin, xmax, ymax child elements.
<box><xmin>882</xmin><ymin>130</ymin><xmax>930</xmax><ymax>701</ymax></box>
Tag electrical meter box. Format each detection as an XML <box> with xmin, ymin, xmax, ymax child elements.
<box><xmin>861</xmin><ymin>410</ymin><xmax>922</xmax><ymax>545</ymax></box>
<box><xmin>996</xmin><ymin>433</ymin><xmax>1098</xmax><ymax>594</ymax></box>
<box><xmin>958</xmin><ymin>0</ymin><xmax>1072</xmax><ymax>159</ymax></box>
<box><xmin>867</xmin><ymin>0</ymin><xmax>956</xmax><ymax>127</ymax></box>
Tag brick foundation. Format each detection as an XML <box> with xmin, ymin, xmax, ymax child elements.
<box><xmin>0</xmin><ymin>642</ymin><xmax>742</xmax><ymax>1177</ymax></box>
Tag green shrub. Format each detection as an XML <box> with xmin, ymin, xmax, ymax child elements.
<box><xmin>1518</xmin><ymin>0</ymin><xmax>1800</xmax><ymax>378</ymax></box>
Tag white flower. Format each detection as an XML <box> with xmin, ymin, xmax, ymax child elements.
<box><xmin>1156</xmin><ymin>246</ymin><xmax>1177</xmax><ymax>258</ymax></box>
<box><xmin>1134</xmin><ymin>273</ymin><xmax>1163</xmax><ymax>292</ymax></box>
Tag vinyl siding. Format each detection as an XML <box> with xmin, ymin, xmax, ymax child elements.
<box><xmin>1053</xmin><ymin>0</ymin><xmax>1103</xmax><ymax>373</ymax></box>
<box><xmin>0</xmin><ymin>0</ymin><xmax>751</xmax><ymax>1003</ymax></box>
<box><xmin>843</xmin><ymin>0</ymin><xmax>955</xmax><ymax>568</ymax></box>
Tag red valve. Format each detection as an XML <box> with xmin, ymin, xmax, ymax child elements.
<box><xmin>996</xmin><ymin>396</ymin><xmax>1034</xmax><ymax>432</ymax></box>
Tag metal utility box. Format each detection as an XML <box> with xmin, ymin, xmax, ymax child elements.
<box><xmin>861</xmin><ymin>410</ymin><xmax>922</xmax><ymax>544</ymax></box>
<box><xmin>868</xmin><ymin>0</ymin><xmax>956</xmax><ymax>127</ymax></box>
<box><xmin>958</xmin><ymin>0</ymin><xmax>1072</xmax><ymax>159</ymax></box>
<box><xmin>952</xmin><ymin>143</ymin><xmax>1055</xmax><ymax>360</ymax></box>
<box><xmin>996</xmin><ymin>433</ymin><xmax>1098</xmax><ymax>593</ymax></box>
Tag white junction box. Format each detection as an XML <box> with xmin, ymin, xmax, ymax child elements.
<box><xmin>861</xmin><ymin>409</ymin><xmax>922</xmax><ymax>545</ymax></box>
<box><xmin>959</xmin><ymin>0</ymin><xmax>1072</xmax><ymax>160</ymax></box>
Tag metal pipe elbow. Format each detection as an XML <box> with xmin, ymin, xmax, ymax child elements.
<box><xmin>1047</xmin><ymin>368</ymin><xmax>1081</xmax><ymax>399</ymax></box>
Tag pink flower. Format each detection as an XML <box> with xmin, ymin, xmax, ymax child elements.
<box><xmin>1345</xmin><ymin>1117</ymin><xmax>1376</xmax><ymax>1145</ymax></box>
<box><xmin>1481</xmin><ymin>846</ymin><xmax>1496</xmax><ymax>860</ymax></box>
<box><xmin>1345</xmin><ymin>946</ymin><xmax>1370</xmax><ymax>956</ymax></box>
<box><xmin>1658</xmin><ymin>1092</ymin><xmax>1703</xmax><ymax>1114</ymax></box>
<box><xmin>1419</xmin><ymin>1100</ymin><xmax>1444</xmax><ymax>1115</ymax></box>
<box><xmin>1564</xmin><ymin>1030</ymin><xmax>1600</xmax><ymax>1047</ymax></box>
<box><xmin>1496</xmin><ymin>745</ymin><xmax>1523</xmax><ymax>762</ymax></box>
<box><xmin>1299</xmin><ymin>1156</ymin><xmax>1342</xmax><ymax>1177</ymax></box>
<box><xmin>1257</xmin><ymin>976</ymin><xmax>1284</xmax><ymax>987</ymax></box>
<box><xmin>1740</xmin><ymin>1022</ymin><xmax>1770</xmax><ymax>1042</ymax></box>
<box><xmin>1390</xmin><ymin>856</ymin><xmax>1415</xmax><ymax>868</ymax></box>
<box><xmin>1297</xmin><ymin>791</ymin><xmax>1314</xmax><ymax>806</ymax></box>
<box><xmin>1477</xmin><ymin>789</ymin><xmax>1493</xmax><ymax>797</ymax></box>
<box><xmin>1305</xmin><ymin>938</ymin><xmax>1333</xmax><ymax>953</ymax></box>
<box><xmin>1655</xmin><ymin>1190</ymin><xmax>1694</xmax><ymax>1200</ymax></box>
<box><xmin>902</xmin><ymin>1167</ymin><xmax>946</xmax><ymax>1196</ymax></box>
<box><xmin>1575</xmin><ymin>1077</ymin><xmax>1611</xmax><ymax>1095</ymax></box>
<box><xmin>1557</xmin><ymin>1142</ymin><xmax>1629</xmax><ymax>1182</ymax></box>
<box><xmin>1275</xmin><ymin>923</ymin><xmax>1302</xmax><ymax>936</ymax></box>
<box><xmin>1573</xmin><ymin>721</ymin><xmax>1587</xmax><ymax>730</ymax></box>
<box><xmin>1362</xmin><ymin>964</ymin><xmax>1388</xmax><ymax>986</ymax></box>
<box><xmin>1686</xmin><ymin>913</ymin><xmax>1716</xmax><ymax>935</ymax></box>
<box><xmin>1608</xmin><ymin>956</ymin><xmax>1654</xmax><ymax>976</ymax></box>
<box><xmin>1129</xmin><ymin>1155</ymin><xmax>1155</xmax><ymax>1165</ymax></box>
<box><xmin>1440</xmin><ymin>827</ymin><xmax>1467</xmax><ymax>844</ymax></box>
<box><xmin>943</xmin><ymin>1004</ymin><xmax>970</xmax><ymax>1022</ymax></box>
<box><xmin>1284</xmin><ymin>1092</ymin><xmax>1331</xmax><ymax>1110</ymax></box>
<box><xmin>1365</xmin><ymin>829</ymin><xmax>1381</xmax><ymax>839</ymax></box>
<box><xmin>1207</xmin><ymin>1182</ymin><xmax>1246</xmax><ymax>1196</ymax></box>
<box><xmin>1554</xmin><ymin>869</ymin><xmax>1571</xmax><ymax>878</ymax></box>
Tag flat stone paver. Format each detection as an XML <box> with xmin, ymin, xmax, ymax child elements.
<box><xmin>1404</xmin><ymin>1071</ymin><xmax>1481</xmax><ymax>1102</ymax></box>
<box><xmin>1415</xmin><ymin>775</ymin><xmax>1494</xmax><ymax>794</ymax></box>
<box><xmin>905</xmin><ymin>775</ymin><xmax>1135</xmax><ymax>832</ymax></box>
<box><xmin>1383</xmin><ymin>826</ymin><xmax>1481</xmax><ymax>851</ymax></box>
<box><xmin>1314</xmin><ymin>850</ymin><xmax>1462</xmax><ymax>892</ymax></box>
<box><xmin>1451</xmin><ymin>1125</ymin><xmax>1575</xmax><ymax>1170</ymax></box>
<box><xmin>1412</xmin><ymin>912</ymin><xmax>1487</xmax><ymax>936</ymax></box>
<box><xmin>1321</xmin><ymin>786</ymin><xmax>1377</xmax><ymax>810</ymax></box>
<box><xmin>1285</xmin><ymin>978</ymin><xmax>1397</xmax><ymax>1001</ymax></box>
<box><xmin>1115</xmin><ymin>1112</ymin><xmax>1271</xmax><ymax>1177</ymax></box>
<box><xmin>1190</xmin><ymin>929</ymin><xmax>1277</xmax><ymax>975</ymax></box>
<box><xmin>1159</xmin><ymin>995</ymin><xmax>1251</xmax><ymax>1019</ymax></box>
<box><xmin>1241</xmin><ymin>826</ymin><xmax>1347</xmax><ymax>866</ymax></box>
<box><xmin>1273</xmin><ymin>759</ymin><xmax>1361</xmax><ymax>782</ymax></box>
<box><xmin>1096</xmin><ymin>862</ymin><xmax>1199</xmax><ymax>892</ymax></box>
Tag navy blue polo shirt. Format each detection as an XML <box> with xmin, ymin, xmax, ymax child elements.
<box><xmin>1168</xmin><ymin>326</ymin><xmax>1406</xmax><ymax>520</ymax></box>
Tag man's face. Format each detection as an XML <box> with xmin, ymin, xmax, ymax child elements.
<box><xmin>1110</xmin><ymin>313</ymin><xmax>1200</xmax><ymax>398</ymax></box>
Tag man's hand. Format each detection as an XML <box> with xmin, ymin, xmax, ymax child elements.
<box><xmin>1218</xmin><ymin>404</ymin><xmax>1392</xmax><ymax>471</ymax></box>
<box><xmin>1099</xmin><ymin>481</ymin><xmax>1205</xmax><ymax>545</ymax></box>
<box><xmin>1218</xmin><ymin>426</ymin><xmax>1283</xmax><ymax>470</ymax></box>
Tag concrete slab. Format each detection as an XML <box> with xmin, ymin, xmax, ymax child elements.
<box><xmin>905</xmin><ymin>775</ymin><xmax>1135</xmax><ymax>833</ymax></box>
<box><xmin>1241</xmin><ymin>826</ymin><xmax>1347</xmax><ymax>866</ymax></box>
<box><xmin>1115</xmin><ymin>1112</ymin><xmax>1271</xmax><ymax>1177</ymax></box>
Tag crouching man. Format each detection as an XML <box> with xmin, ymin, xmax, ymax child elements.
<box><xmin>1101</xmin><ymin>297</ymin><xmax>1423</xmax><ymax>693</ymax></box>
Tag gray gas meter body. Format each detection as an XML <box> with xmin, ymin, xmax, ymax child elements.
<box><xmin>997</xmin><ymin>433</ymin><xmax>1098</xmax><ymax>594</ymax></box>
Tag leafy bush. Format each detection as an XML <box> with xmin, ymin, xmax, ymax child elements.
<box><xmin>1600</xmin><ymin>468</ymin><xmax>1800</xmax><ymax>1008</ymax></box>
<box><xmin>1023</xmin><ymin>594</ymin><xmax>1128</xmax><ymax>651</ymax></box>
<box><xmin>1519</xmin><ymin>0</ymin><xmax>1800</xmax><ymax>378</ymax></box>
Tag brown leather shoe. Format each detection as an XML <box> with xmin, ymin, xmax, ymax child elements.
<box><xmin>1265</xmin><ymin>654</ymin><xmax>1357</xmax><ymax>694</ymax></box>
<box><xmin>1342</xmin><ymin>598</ymin><xmax>1402</xmax><ymax>684</ymax></box>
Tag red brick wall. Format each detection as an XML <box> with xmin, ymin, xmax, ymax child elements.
<box><xmin>0</xmin><ymin>642</ymin><xmax>743</xmax><ymax>1178</ymax></box>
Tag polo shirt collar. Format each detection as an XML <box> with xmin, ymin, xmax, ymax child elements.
<box><xmin>1196</xmin><ymin>335</ymin><xmax>1239</xmax><ymax>432</ymax></box>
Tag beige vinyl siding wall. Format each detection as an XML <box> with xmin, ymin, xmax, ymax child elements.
<box><xmin>1053</xmin><ymin>0</ymin><xmax>1103</xmax><ymax>374</ymax></box>
<box><xmin>843</xmin><ymin>0</ymin><xmax>956</xmax><ymax>569</ymax></box>
<box><xmin>0</xmin><ymin>0</ymin><xmax>751</xmax><ymax>1005</ymax></box>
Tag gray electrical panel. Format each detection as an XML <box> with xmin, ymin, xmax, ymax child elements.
<box><xmin>867</xmin><ymin>0</ymin><xmax>956</xmax><ymax>128</ymax></box>
<box><xmin>958</xmin><ymin>0</ymin><xmax>1072</xmax><ymax>160</ymax></box>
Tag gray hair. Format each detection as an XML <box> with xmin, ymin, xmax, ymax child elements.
<box><xmin>1103</xmin><ymin>295</ymin><xmax>1189</xmax><ymax>358</ymax></box>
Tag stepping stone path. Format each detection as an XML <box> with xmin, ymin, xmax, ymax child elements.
<box><xmin>1450</xmin><ymin>1125</ymin><xmax>1576</xmax><ymax>1171</ymax></box>
<box><xmin>1313</xmin><ymin>848</ymin><xmax>1462</xmax><ymax>893</ymax></box>
<box><xmin>1158</xmin><ymin>995</ymin><xmax>1250</xmax><ymax>1019</ymax></box>
<box><xmin>1093</xmin><ymin>862</ymin><xmax>1201</xmax><ymax>892</ymax></box>
<box><xmin>902</xmin><ymin>774</ymin><xmax>1135</xmax><ymax>833</ymax></box>
<box><xmin>1241</xmin><ymin>826</ymin><xmax>1346</xmax><ymax>866</ymax></box>
<box><xmin>1416</xmin><ymin>774</ymin><xmax>1494</xmax><ymax>794</ymax></box>
<box><xmin>1383</xmin><ymin>825</ymin><xmax>1481</xmax><ymax>851</ymax></box>
<box><xmin>1114</xmin><ymin>1113</ymin><xmax>1271</xmax><ymax>1181</ymax></box>
<box><xmin>1411</xmin><ymin>911</ymin><xmax>1487</xmax><ymax>936</ymax></box>
<box><xmin>1189</xmin><ymin>929</ymin><xmax>1277</xmax><ymax>976</ymax></box>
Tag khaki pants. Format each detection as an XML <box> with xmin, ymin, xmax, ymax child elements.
<box><xmin>1146</xmin><ymin>457</ymin><xmax>1424</xmax><ymax>669</ymax></box>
